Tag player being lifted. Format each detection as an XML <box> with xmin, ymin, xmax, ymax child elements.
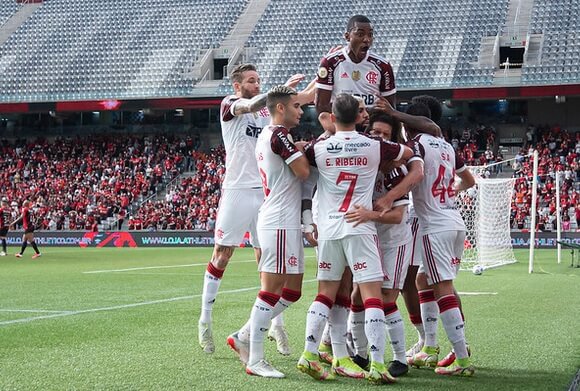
<box><xmin>316</xmin><ymin>14</ymin><xmax>396</xmax><ymax>114</ymax></box>
<box><xmin>11</xmin><ymin>200</ymin><xmax>41</xmax><ymax>259</ymax></box>
<box><xmin>198</xmin><ymin>63</ymin><xmax>314</xmax><ymax>354</ymax></box>
<box><xmin>227</xmin><ymin>86</ymin><xmax>310</xmax><ymax>378</ymax></box>
<box><xmin>376</xmin><ymin>101</ymin><xmax>476</xmax><ymax>376</ymax></box>
<box><xmin>297</xmin><ymin>94</ymin><xmax>415</xmax><ymax>384</ymax></box>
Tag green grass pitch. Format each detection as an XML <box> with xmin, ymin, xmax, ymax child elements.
<box><xmin>0</xmin><ymin>247</ymin><xmax>578</xmax><ymax>390</ymax></box>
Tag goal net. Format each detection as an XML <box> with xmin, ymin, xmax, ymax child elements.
<box><xmin>456</xmin><ymin>167</ymin><xmax>518</xmax><ymax>270</ymax></box>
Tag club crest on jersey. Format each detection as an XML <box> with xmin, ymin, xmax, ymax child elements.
<box><xmin>366</xmin><ymin>70</ymin><xmax>379</xmax><ymax>84</ymax></box>
<box><xmin>352</xmin><ymin>70</ymin><xmax>361</xmax><ymax>81</ymax></box>
<box><xmin>326</xmin><ymin>142</ymin><xmax>343</xmax><ymax>154</ymax></box>
<box><xmin>318</xmin><ymin>67</ymin><xmax>328</xmax><ymax>78</ymax></box>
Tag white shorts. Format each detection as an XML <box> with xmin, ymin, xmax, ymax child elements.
<box><xmin>317</xmin><ymin>235</ymin><xmax>384</xmax><ymax>284</ymax></box>
<box><xmin>381</xmin><ymin>241</ymin><xmax>411</xmax><ymax>290</ymax></box>
<box><xmin>258</xmin><ymin>229</ymin><xmax>304</xmax><ymax>274</ymax></box>
<box><xmin>214</xmin><ymin>188</ymin><xmax>263</xmax><ymax>247</ymax></box>
<box><xmin>409</xmin><ymin>217</ymin><xmax>422</xmax><ymax>267</ymax></box>
<box><xmin>421</xmin><ymin>230</ymin><xmax>465</xmax><ymax>286</ymax></box>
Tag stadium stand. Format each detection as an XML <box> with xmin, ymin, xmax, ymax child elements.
<box><xmin>0</xmin><ymin>0</ymin><xmax>247</xmax><ymax>102</ymax></box>
<box><xmin>510</xmin><ymin>126</ymin><xmax>579</xmax><ymax>231</ymax></box>
<box><xmin>241</xmin><ymin>0</ymin><xmax>509</xmax><ymax>92</ymax></box>
<box><xmin>0</xmin><ymin>134</ymin><xmax>193</xmax><ymax>230</ymax></box>
<box><xmin>128</xmin><ymin>147</ymin><xmax>224</xmax><ymax>231</ymax></box>
<box><xmin>521</xmin><ymin>0</ymin><xmax>580</xmax><ymax>84</ymax></box>
<box><xmin>0</xmin><ymin>1</ymin><xmax>19</xmax><ymax>26</ymax></box>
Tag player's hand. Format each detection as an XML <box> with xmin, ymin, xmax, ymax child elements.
<box><xmin>374</xmin><ymin>194</ymin><xmax>394</xmax><ymax>216</ymax></box>
<box><xmin>374</xmin><ymin>95</ymin><xmax>395</xmax><ymax>114</ymax></box>
<box><xmin>344</xmin><ymin>205</ymin><xmax>374</xmax><ymax>227</ymax></box>
<box><xmin>295</xmin><ymin>141</ymin><xmax>308</xmax><ymax>151</ymax></box>
<box><xmin>304</xmin><ymin>223</ymin><xmax>318</xmax><ymax>247</ymax></box>
<box><xmin>284</xmin><ymin>74</ymin><xmax>306</xmax><ymax>89</ymax></box>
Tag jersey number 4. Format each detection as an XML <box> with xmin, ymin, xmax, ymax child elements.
<box><xmin>431</xmin><ymin>165</ymin><xmax>455</xmax><ymax>203</ymax></box>
<box><xmin>337</xmin><ymin>172</ymin><xmax>358</xmax><ymax>212</ymax></box>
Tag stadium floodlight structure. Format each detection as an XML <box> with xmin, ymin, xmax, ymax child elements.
<box><xmin>456</xmin><ymin>151</ymin><xmax>538</xmax><ymax>272</ymax></box>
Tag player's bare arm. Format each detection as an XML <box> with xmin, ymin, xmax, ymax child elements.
<box><xmin>288</xmin><ymin>155</ymin><xmax>310</xmax><ymax>181</ymax></box>
<box><xmin>375</xmin><ymin>159</ymin><xmax>424</xmax><ymax>213</ymax></box>
<box><xmin>345</xmin><ymin>204</ymin><xmax>406</xmax><ymax>227</ymax></box>
<box><xmin>453</xmin><ymin>167</ymin><xmax>476</xmax><ymax>192</ymax></box>
<box><xmin>315</xmin><ymin>88</ymin><xmax>332</xmax><ymax>114</ymax></box>
<box><xmin>375</xmin><ymin>96</ymin><xmax>441</xmax><ymax>137</ymax></box>
<box><xmin>296</xmin><ymin>78</ymin><xmax>316</xmax><ymax>105</ymax></box>
<box><xmin>233</xmin><ymin>93</ymin><xmax>268</xmax><ymax>115</ymax></box>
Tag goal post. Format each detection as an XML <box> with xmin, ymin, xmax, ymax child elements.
<box><xmin>456</xmin><ymin>167</ymin><xmax>518</xmax><ymax>271</ymax></box>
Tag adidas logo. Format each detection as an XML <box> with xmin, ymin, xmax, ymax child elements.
<box><xmin>260</xmin><ymin>327</ymin><xmax>268</xmax><ymax>332</ymax></box>
<box><xmin>307</xmin><ymin>335</ymin><xmax>316</xmax><ymax>343</ymax></box>
<box><xmin>370</xmin><ymin>345</ymin><xmax>378</xmax><ymax>352</ymax></box>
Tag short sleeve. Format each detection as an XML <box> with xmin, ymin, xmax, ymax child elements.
<box><xmin>380</xmin><ymin>62</ymin><xmax>396</xmax><ymax>97</ymax></box>
<box><xmin>270</xmin><ymin>126</ymin><xmax>302</xmax><ymax>164</ymax></box>
<box><xmin>315</xmin><ymin>56</ymin><xmax>335</xmax><ymax>92</ymax></box>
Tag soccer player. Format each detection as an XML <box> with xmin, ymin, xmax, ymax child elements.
<box><xmin>227</xmin><ymin>86</ymin><xmax>310</xmax><ymax>378</ymax></box>
<box><xmin>315</xmin><ymin>14</ymin><xmax>396</xmax><ymax>114</ymax></box>
<box><xmin>198</xmin><ymin>63</ymin><xmax>313</xmax><ymax>354</ymax></box>
<box><xmin>379</xmin><ymin>102</ymin><xmax>476</xmax><ymax>376</ymax></box>
<box><xmin>297</xmin><ymin>94</ymin><xmax>414</xmax><ymax>384</ymax></box>
<box><xmin>344</xmin><ymin>112</ymin><xmax>414</xmax><ymax>377</ymax></box>
<box><xmin>11</xmin><ymin>200</ymin><xmax>41</xmax><ymax>259</ymax></box>
<box><xmin>0</xmin><ymin>199</ymin><xmax>10</xmax><ymax>256</ymax></box>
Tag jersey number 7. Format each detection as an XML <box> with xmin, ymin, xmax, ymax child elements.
<box><xmin>337</xmin><ymin>172</ymin><xmax>359</xmax><ymax>212</ymax></box>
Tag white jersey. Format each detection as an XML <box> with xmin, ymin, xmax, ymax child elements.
<box><xmin>256</xmin><ymin>125</ymin><xmax>304</xmax><ymax>230</ymax></box>
<box><xmin>220</xmin><ymin>95</ymin><xmax>270</xmax><ymax>189</ymax></box>
<box><xmin>316</xmin><ymin>47</ymin><xmax>396</xmax><ymax>107</ymax></box>
<box><xmin>304</xmin><ymin>130</ymin><xmax>403</xmax><ymax>240</ymax></box>
<box><xmin>411</xmin><ymin>133</ymin><xmax>467</xmax><ymax>234</ymax></box>
<box><xmin>373</xmin><ymin>167</ymin><xmax>411</xmax><ymax>247</ymax></box>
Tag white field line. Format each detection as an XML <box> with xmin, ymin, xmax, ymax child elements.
<box><xmin>0</xmin><ymin>309</ymin><xmax>73</xmax><ymax>314</ymax></box>
<box><xmin>458</xmin><ymin>291</ymin><xmax>498</xmax><ymax>296</ymax></box>
<box><xmin>0</xmin><ymin>279</ymin><xmax>317</xmax><ymax>327</ymax></box>
<box><xmin>82</xmin><ymin>255</ymin><xmax>317</xmax><ymax>274</ymax></box>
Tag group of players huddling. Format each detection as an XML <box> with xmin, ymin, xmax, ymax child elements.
<box><xmin>197</xmin><ymin>15</ymin><xmax>476</xmax><ymax>384</ymax></box>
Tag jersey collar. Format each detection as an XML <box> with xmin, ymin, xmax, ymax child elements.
<box><xmin>343</xmin><ymin>47</ymin><xmax>370</xmax><ymax>64</ymax></box>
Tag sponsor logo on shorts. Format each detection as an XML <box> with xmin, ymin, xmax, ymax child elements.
<box><xmin>318</xmin><ymin>261</ymin><xmax>332</xmax><ymax>270</ymax></box>
<box><xmin>353</xmin><ymin>261</ymin><xmax>367</xmax><ymax>271</ymax></box>
<box><xmin>216</xmin><ymin>229</ymin><xmax>224</xmax><ymax>239</ymax></box>
<box><xmin>451</xmin><ymin>257</ymin><xmax>461</xmax><ymax>265</ymax></box>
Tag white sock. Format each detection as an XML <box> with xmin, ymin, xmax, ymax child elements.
<box><xmin>248</xmin><ymin>291</ymin><xmax>279</xmax><ymax>366</ymax></box>
<box><xmin>349</xmin><ymin>305</ymin><xmax>368</xmax><ymax>358</ymax></box>
<box><xmin>321</xmin><ymin>322</ymin><xmax>331</xmax><ymax>346</ymax></box>
<box><xmin>238</xmin><ymin>319</ymin><xmax>251</xmax><ymax>343</ymax></box>
<box><xmin>271</xmin><ymin>313</ymin><xmax>284</xmax><ymax>327</ymax></box>
<box><xmin>419</xmin><ymin>289</ymin><xmax>439</xmax><ymax>347</ymax></box>
<box><xmin>329</xmin><ymin>305</ymin><xmax>349</xmax><ymax>359</ymax></box>
<box><xmin>304</xmin><ymin>295</ymin><xmax>333</xmax><ymax>354</ymax></box>
<box><xmin>364</xmin><ymin>299</ymin><xmax>386</xmax><ymax>364</ymax></box>
<box><xmin>384</xmin><ymin>303</ymin><xmax>406</xmax><ymax>364</ymax></box>
<box><xmin>438</xmin><ymin>295</ymin><xmax>469</xmax><ymax>360</ymax></box>
<box><xmin>200</xmin><ymin>263</ymin><xmax>223</xmax><ymax>324</ymax></box>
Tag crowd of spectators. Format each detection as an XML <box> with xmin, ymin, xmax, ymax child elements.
<box><xmin>128</xmin><ymin>146</ymin><xmax>224</xmax><ymax>231</ymax></box>
<box><xmin>510</xmin><ymin>126</ymin><xmax>579</xmax><ymax>232</ymax></box>
<box><xmin>0</xmin><ymin>134</ymin><xmax>196</xmax><ymax>230</ymax></box>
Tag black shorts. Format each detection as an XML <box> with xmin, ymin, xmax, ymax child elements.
<box><xmin>0</xmin><ymin>227</ymin><xmax>7</xmax><ymax>237</ymax></box>
<box><xmin>24</xmin><ymin>228</ymin><xmax>34</xmax><ymax>234</ymax></box>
